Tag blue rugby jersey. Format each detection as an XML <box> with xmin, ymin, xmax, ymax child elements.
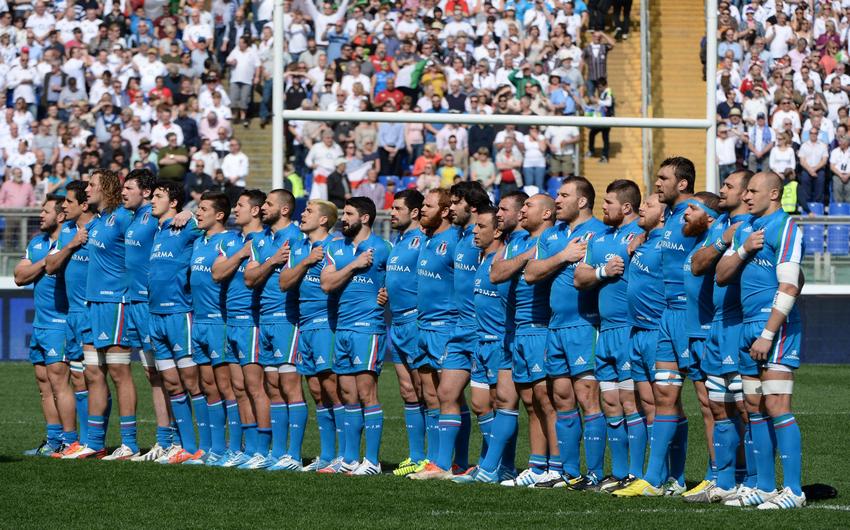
<box><xmin>534</xmin><ymin>217</ymin><xmax>606</xmax><ymax>328</ymax></box>
<box><xmin>288</xmin><ymin>233</ymin><xmax>335</xmax><ymax>330</ymax></box>
<box><xmin>249</xmin><ymin>224</ymin><xmax>304</xmax><ymax>324</ymax></box>
<box><xmin>708</xmin><ymin>213</ymin><xmax>752</xmax><ymax>322</ymax></box>
<box><xmin>85</xmin><ymin>206</ymin><xmax>133</xmax><ymax>302</ymax></box>
<box><xmin>684</xmin><ymin>234</ymin><xmax>715</xmax><ymax>339</ymax></box>
<box><xmin>453</xmin><ymin>225</ymin><xmax>480</xmax><ymax>328</ymax></box>
<box><xmin>54</xmin><ymin>221</ymin><xmax>88</xmax><ymax>313</ymax></box>
<box><xmin>386</xmin><ymin>227</ymin><xmax>424</xmax><ymax>324</ymax></box>
<box><xmin>190</xmin><ymin>231</ymin><xmax>235</xmax><ymax>323</ymax></box>
<box><xmin>659</xmin><ymin>200</ymin><xmax>700</xmax><ymax>309</ymax></box>
<box><xmin>626</xmin><ymin>228</ymin><xmax>666</xmax><ymax>329</ymax></box>
<box><xmin>221</xmin><ymin>230</ymin><xmax>263</xmax><ymax>323</ymax></box>
<box><xmin>584</xmin><ymin>219</ymin><xmax>643</xmax><ymax>330</ymax></box>
<box><xmin>734</xmin><ymin>209</ymin><xmax>804</xmax><ymax>323</ymax></box>
<box><xmin>26</xmin><ymin>234</ymin><xmax>68</xmax><ymax>328</ymax></box>
<box><xmin>416</xmin><ymin>226</ymin><xmax>459</xmax><ymax>329</ymax></box>
<box><xmin>124</xmin><ymin>203</ymin><xmax>157</xmax><ymax>302</ymax></box>
<box><xmin>148</xmin><ymin>217</ymin><xmax>202</xmax><ymax>314</ymax></box>
<box><xmin>504</xmin><ymin>229</ymin><xmax>551</xmax><ymax>327</ymax></box>
<box><xmin>474</xmin><ymin>251</ymin><xmax>509</xmax><ymax>340</ymax></box>
<box><xmin>324</xmin><ymin>233</ymin><xmax>391</xmax><ymax>333</ymax></box>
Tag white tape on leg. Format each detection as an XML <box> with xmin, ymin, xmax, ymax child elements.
<box><xmin>617</xmin><ymin>379</ymin><xmax>635</xmax><ymax>391</ymax></box>
<box><xmin>470</xmin><ymin>380</ymin><xmax>490</xmax><ymax>390</ymax></box>
<box><xmin>599</xmin><ymin>381</ymin><xmax>618</xmax><ymax>392</ymax></box>
<box><xmin>84</xmin><ymin>350</ymin><xmax>105</xmax><ymax>366</ymax></box>
<box><xmin>139</xmin><ymin>350</ymin><xmax>155</xmax><ymax>369</ymax></box>
<box><xmin>155</xmin><ymin>359</ymin><xmax>176</xmax><ymax>372</ymax></box>
<box><xmin>278</xmin><ymin>363</ymin><xmax>297</xmax><ymax>374</ymax></box>
<box><xmin>654</xmin><ymin>369</ymin><xmax>683</xmax><ymax>387</ymax></box>
<box><xmin>742</xmin><ymin>378</ymin><xmax>762</xmax><ymax>396</ymax></box>
<box><xmin>105</xmin><ymin>351</ymin><xmax>131</xmax><ymax>365</ymax></box>
<box><xmin>69</xmin><ymin>361</ymin><xmax>85</xmax><ymax>373</ymax></box>
<box><xmin>176</xmin><ymin>357</ymin><xmax>197</xmax><ymax>369</ymax></box>
<box><xmin>761</xmin><ymin>379</ymin><xmax>794</xmax><ymax>395</ymax></box>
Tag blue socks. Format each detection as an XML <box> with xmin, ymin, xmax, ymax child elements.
<box><xmin>606</xmin><ymin>415</ymin><xmax>629</xmax><ymax>479</ymax></box>
<box><xmin>669</xmin><ymin>417</ymin><xmax>688</xmax><ymax>486</ymax></box>
<box><xmin>403</xmin><ymin>402</ymin><xmax>426</xmax><ymax>462</ymax></box>
<box><xmin>242</xmin><ymin>423</ymin><xmax>258</xmax><ymax>455</ymax></box>
<box><xmin>225</xmin><ymin>400</ymin><xmax>242</xmax><ymax>453</ymax></box>
<box><xmin>436</xmin><ymin>413</ymin><xmax>461</xmax><ymax>471</ymax></box>
<box><xmin>62</xmin><ymin>429</ymin><xmax>78</xmax><ymax>445</ymax></box>
<box><xmin>74</xmin><ymin>391</ymin><xmax>88</xmax><ymax>443</ymax></box>
<box><xmin>529</xmin><ymin>453</ymin><xmax>547</xmax><ymax>475</ymax></box>
<box><xmin>425</xmin><ymin>408</ymin><xmax>440</xmax><ymax>462</ymax></box>
<box><xmin>170</xmin><ymin>393</ymin><xmax>197</xmax><ymax>453</ymax></box>
<box><xmin>750</xmin><ymin>413</ymin><xmax>777</xmax><ymax>492</ymax></box>
<box><xmin>270</xmin><ymin>401</ymin><xmax>288</xmax><ymax>459</ymax></box>
<box><xmin>643</xmin><ymin>414</ymin><xmax>679</xmax><ymax>487</ymax></box>
<box><xmin>478</xmin><ymin>411</ymin><xmax>494</xmax><ymax>460</ymax></box>
<box><xmin>257</xmin><ymin>427</ymin><xmax>272</xmax><ymax>455</ymax></box>
<box><xmin>207</xmin><ymin>400</ymin><xmax>227</xmax><ymax>455</ymax></box>
<box><xmin>316</xmin><ymin>405</ymin><xmax>336</xmax><ymax>462</ymax></box>
<box><xmin>743</xmin><ymin>419</ymin><xmax>758</xmax><ymax>488</ymax></box>
<box><xmin>46</xmin><ymin>424</ymin><xmax>63</xmax><ymax>450</ymax></box>
<box><xmin>343</xmin><ymin>405</ymin><xmax>364</xmax><ymax>464</ymax></box>
<box><xmin>454</xmin><ymin>406</ymin><xmax>471</xmax><ymax>470</ymax></box>
<box><xmin>773</xmin><ymin>414</ymin><xmax>802</xmax><ymax>495</ymax></box>
<box><xmin>156</xmin><ymin>425</ymin><xmax>172</xmax><ymax>448</ymax></box>
<box><xmin>333</xmin><ymin>404</ymin><xmax>346</xmax><ymax>459</ymax></box>
<box><xmin>363</xmin><ymin>404</ymin><xmax>383</xmax><ymax>464</ymax></box>
<box><xmin>479</xmin><ymin>409</ymin><xmax>518</xmax><ymax>473</ymax></box>
<box><xmin>626</xmin><ymin>413</ymin><xmax>647</xmax><ymax>478</ymax></box>
<box><xmin>556</xmin><ymin>409</ymin><xmax>582</xmax><ymax>477</ymax></box>
<box><xmin>583</xmin><ymin>412</ymin><xmax>606</xmax><ymax>478</ymax></box>
<box><xmin>288</xmin><ymin>401</ymin><xmax>308</xmax><ymax>462</ymax></box>
<box><xmin>191</xmin><ymin>394</ymin><xmax>210</xmax><ymax>453</ymax></box>
<box><xmin>713</xmin><ymin>418</ymin><xmax>739</xmax><ymax>490</ymax></box>
<box><xmin>87</xmin><ymin>416</ymin><xmax>106</xmax><ymax>451</ymax></box>
<box><xmin>119</xmin><ymin>415</ymin><xmax>138</xmax><ymax>453</ymax></box>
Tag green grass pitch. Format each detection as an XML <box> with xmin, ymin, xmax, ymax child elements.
<box><xmin>0</xmin><ymin>362</ymin><xmax>847</xmax><ymax>529</ymax></box>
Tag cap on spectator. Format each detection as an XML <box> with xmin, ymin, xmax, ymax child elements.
<box><xmin>718</xmin><ymin>123</ymin><xmax>729</xmax><ymax>132</ymax></box>
<box><xmin>335</xmin><ymin>157</ymin><xmax>347</xmax><ymax>167</ymax></box>
<box><xmin>505</xmin><ymin>4</ymin><xmax>516</xmax><ymax>11</ymax></box>
<box><xmin>757</xmin><ymin>112</ymin><xmax>766</xmax><ymax>119</ymax></box>
<box><xmin>510</xmin><ymin>36</ymin><xmax>519</xmax><ymax>43</ymax></box>
<box><xmin>729</xmin><ymin>108</ymin><xmax>741</xmax><ymax>116</ymax></box>
<box><xmin>486</xmin><ymin>42</ymin><xmax>498</xmax><ymax>50</ymax></box>
<box><xmin>198</xmin><ymin>37</ymin><xmax>207</xmax><ymax>43</ymax></box>
<box><xmin>112</xmin><ymin>43</ymin><xmax>123</xmax><ymax>50</ymax></box>
<box><xmin>21</xmin><ymin>46</ymin><xmax>29</xmax><ymax>53</ymax></box>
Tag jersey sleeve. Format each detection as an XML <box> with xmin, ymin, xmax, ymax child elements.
<box><xmin>775</xmin><ymin>218</ymin><xmax>803</xmax><ymax>265</ymax></box>
<box><xmin>324</xmin><ymin>241</ymin><xmax>338</xmax><ymax>268</ymax></box>
<box><xmin>582</xmin><ymin>237</ymin><xmax>594</xmax><ymax>265</ymax></box>
<box><xmin>533</xmin><ymin>233</ymin><xmax>550</xmax><ymax>260</ymax></box>
<box><xmin>24</xmin><ymin>237</ymin><xmax>37</xmax><ymax>261</ymax></box>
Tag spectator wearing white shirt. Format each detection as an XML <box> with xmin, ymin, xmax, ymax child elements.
<box><xmin>150</xmin><ymin>106</ymin><xmax>184</xmax><ymax>148</ymax></box>
<box><xmin>226</xmin><ymin>36</ymin><xmax>260</xmax><ymax>127</ymax></box>
<box><xmin>302</xmin><ymin>0</ymin><xmax>351</xmax><ymax>47</ymax></box>
<box><xmin>221</xmin><ymin>138</ymin><xmax>249</xmax><ymax>187</ymax></box>
<box><xmin>829</xmin><ymin>135</ymin><xmax>850</xmax><ymax>203</ymax></box>
<box><xmin>120</xmin><ymin>115</ymin><xmax>150</xmax><ymax>158</ymax></box>
<box><xmin>771</xmin><ymin>97</ymin><xmax>801</xmax><ymax>135</ymax></box>
<box><xmin>746</xmin><ymin>113</ymin><xmax>774</xmax><ymax>172</ymax></box>
<box><xmin>545</xmin><ymin>124</ymin><xmax>579</xmax><ymax>177</ymax></box>
<box><xmin>136</xmin><ymin>48</ymin><xmax>167</xmax><ymax>93</ymax></box>
<box><xmin>768</xmin><ymin>131</ymin><xmax>796</xmax><ymax>176</ymax></box>
<box><xmin>765</xmin><ymin>12</ymin><xmax>795</xmax><ymax>60</ymax></box>
<box><xmin>716</xmin><ymin>124</ymin><xmax>738</xmax><ymax>181</ymax></box>
<box><xmin>55</xmin><ymin>7</ymin><xmax>80</xmax><ymax>43</ymax></box>
<box><xmin>797</xmin><ymin>126</ymin><xmax>829</xmax><ymax>213</ymax></box>
<box><xmin>7</xmin><ymin>49</ymin><xmax>39</xmax><ymax>115</ymax></box>
<box><xmin>340</xmin><ymin>61</ymin><xmax>371</xmax><ymax>98</ymax></box>
<box><xmin>25</xmin><ymin>2</ymin><xmax>54</xmax><ymax>43</ymax></box>
<box><xmin>6</xmin><ymin>138</ymin><xmax>36</xmax><ymax>169</ymax></box>
<box><xmin>129</xmin><ymin>93</ymin><xmax>154</xmax><ymax>124</ymax></box>
<box><xmin>305</xmin><ymin>130</ymin><xmax>344</xmax><ymax>178</ymax></box>
<box><xmin>191</xmin><ymin>138</ymin><xmax>220</xmax><ymax>177</ymax></box>
<box><xmin>824</xmin><ymin>77</ymin><xmax>849</xmax><ymax>125</ymax></box>
<box><xmin>183</xmin><ymin>8</ymin><xmax>213</xmax><ymax>50</ymax></box>
<box><xmin>79</xmin><ymin>8</ymin><xmax>102</xmax><ymax>45</ymax></box>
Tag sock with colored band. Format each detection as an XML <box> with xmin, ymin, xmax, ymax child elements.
<box><xmin>424</xmin><ymin>408</ymin><xmax>440</xmax><ymax>462</ymax></box>
<box><xmin>87</xmin><ymin>415</ymin><xmax>106</xmax><ymax>451</ymax></box>
<box><xmin>606</xmin><ymin>415</ymin><xmax>628</xmax><ymax>479</ymax></box>
<box><xmin>528</xmin><ymin>453</ymin><xmax>547</xmax><ymax>475</ymax></box>
<box><xmin>316</xmin><ymin>406</ymin><xmax>336</xmax><ymax>462</ymax></box>
<box><xmin>225</xmin><ymin>400</ymin><xmax>242</xmax><ymax>453</ymax></box>
<box><xmin>556</xmin><ymin>409</ymin><xmax>582</xmax><ymax>477</ymax></box>
<box><xmin>750</xmin><ymin>413</ymin><xmax>777</xmax><ymax>492</ymax></box>
<box><xmin>436</xmin><ymin>413</ymin><xmax>462</xmax><ymax>471</ymax></box>
<box><xmin>403</xmin><ymin>402</ymin><xmax>426</xmax><ymax>462</ymax></box>
<box><xmin>626</xmin><ymin>413</ymin><xmax>647</xmax><ymax>478</ymax></box>
<box><xmin>287</xmin><ymin>401</ymin><xmax>308</xmax><ymax>462</ymax></box>
<box><xmin>713</xmin><ymin>418</ymin><xmax>739</xmax><ymax>490</ymax></box>
<box><xmin>548</xmin><ymin>457</ymin><xmax>563</xmax><ymax>475</ymax></box>
<box><xmin>479</xmin><ymin>409</ymin><xmax>518</xmax><ymax>473</ymax></box>
<box><xmin>207</xmin><ymin>400</ymin><xmax>227</xmax><ymax>455</ymax></box>
<box><xmin>170</xmin><ymin>393</ymin><xmax>197</xmax><ymax>453</ymax></box>
<box><xmin>669</xmin><ymin>417</ymin><xmax>688</xmax><ymax>486</ymax></box>
<box><xmin>75</xmin><ymin>391</ymin><xmax>89</xmax><ymax>444</ymax></box>
<box><xmin>343</xmin><ymin>405</ymin><xmax>364</xmax><ymax>464</ymax></box>
<box><xmin>119</xmin><ymin>415</ymin><xmax>139</xmax><ymax>453</ymax></box>
<box><xmin>363</xmin><ymin>404</ymin><xmax>383</xmax><ymax>465</ymax></box>
<box><xmin>191</xmin><ymin>394</ymin><xmax>211</xmax><ymax>453</ymax></box>
<box><xmin>583</xmin><ymin>412</ymin><xmax>607</xmax><ymax>478</ymax></box>
<box><xmin>477</xmin><ymin>411</ymin><xmax>495</xmax><ymax>460</ymax></box>
<box><xmin>773</xmin><ymin>414</ymin><xmax>802</xmax><ymax>496</ymax></box>
<box><xmin>643</xmin><ymin>415</ymin><xmax>679</xmax><ymax>487</ymax></box>
<box><xmin>46</xmin><ymin>424</ymin><xmax>63</xmax><ymax>450</ymax></box>
<box><xmin>270</xmin><ymin>401</ymin><xmax>288</xmax><ymax>459</ymax></box>
<box><xmin>454</xmin><ymin>406</ymin><xmax>471</xmax><ymax>470</ymax></box>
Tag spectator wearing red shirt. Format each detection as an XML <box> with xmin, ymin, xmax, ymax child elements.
<box><xmin>149</xmin><ymin>76</ymin><xmax>173</xmax><ymax>104</ymax></box>
<box><xmin>374</xmin><ymin>78</ymin><xmax>404</xmax><ymax>109</ymax></box>
<box><xmin>370</xmin><ymin>43</ymin><xmax>398</xmax><ymax>73</ymax></box>
<box><xmin>445</xmin><ymin>0</ymin><xmax>470</xmax><ymax>16</ymax></box>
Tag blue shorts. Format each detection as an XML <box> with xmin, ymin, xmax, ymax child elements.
<box><xmin>334</xmin><ymin>329</ymin><xmax>385</xmax><ymax>375</ymax></box>
<box><xmin>192</xmin><ymin>321</ymin><xmax>230</xmax><ymax>366</ymax></box>
<box><xmin>686</xmin><ymin>338</ymin><xmax>707</xmax><ymax>381</ymax></box>
<box><xmin>389</xmin><ymin>320</ymin><xmax>418</xmax><ymax>366</ymax></box>
<box><xmin>546</xmin><ymin>324</ymin><xmax>597</xmax><ymax>377</ymax></box>
<box><xmin>297</xmin><ymin>328</ymin><xmax>334</xmax><ymax>376</ymax></box>
<box><xmin>703</xmin><ymin>319</ymin><xmax>743</xmax><ymax>376</ymax></box>
<box><xmin>227</xmin><ymin>323</ymin><xmax>261</xmax><ymax>366</ymax></box>
<box><xmin>656</xmin><ymin>308</ymin><xmax>690</xmax><ymax>372</ymax></box>
<box><xmin>149</xmin><ymin>313</ymin><xmax>193</xmax><ymax>361</ymax></box>
<box><xmin>738</xmin><ymin>319</ymin><xmax>802</xmax><ymax>374</ymax></box>
<box><xmin>630</xmin><ymin>327</ymin><xmax>659</xmax><ymax>383</ymax></box>
<box><xmin>29</xmin><ymin>327</ymin><xmax>68</xmax><ymax>365</ymax></box>
<box><xmin>259</xmin><ymin>322</ymin><xmax>299</xmax><ymax>367</ymax></box>
<box><xmin>471</xmin><ymin>340</ymin><xmax>504</xmax><ymax>386</ymax></box>
<box><xmin>123</xmin><ymin>301</ymin><xmax>151</xmax><ymax>351</ymax></box>
<box><xmin>595</xmin><ymin>326</ymin><xmax>631</xmax><ymax>382</ymax></box>
<box><xmin>89</xmin><ymin>301</ymin><xmax>129</xmax><ymax>349</ymax></box>
<box><xmin>442</xmin><ymin>325</ymin><xmax>477</xmax><ymax>372</ymax></box>
<box><xmin>512</xmin><ymin>326</ymin><xmax>548</xmax><ymax>384</ymax></box>
<box><xmin>65</xmin><ymin>311</ymin><xmax>91</xmax><ymax>361</ymax></box>
<box><xmin>414</xmin><ymin>326</ymin><xmax>452</xmax><ymax>370</ymax></box>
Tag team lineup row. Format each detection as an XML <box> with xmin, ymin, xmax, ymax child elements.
<box><xmin>17</xmin><ymin>158</ymin><xmax>806</xmax><ymax>509</ymax></box>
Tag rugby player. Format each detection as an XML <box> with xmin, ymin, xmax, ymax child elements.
<box><xmin>321</xmin><ymin>197</ymin><xmax>391</xmax><ymax>475</ymax></box>
<box><xmin>278</xmin><ymin>199</ymin><xmax>340</xmax><ymax>472</ymax></box>
<box><xmin>573</xmin><ymin>179</ymin><xmax>643</xmax><ymax>491</ymax></box>
<box><xmin>244</xmin><ymin>189</ymin><xmax>304</xmax><ymax>469</ymax></box>
<box><xmin>45</xmin><ymin>183</ymin><xmax>92</xmax><ymax>458</ymax></box>
<box><xmin>716</xmin><ymin>172</ymin><xmax>806</xmax><ymax>509</ymax></box>
<box><xmin>211</xmin><ymin>189</ymin><xmax>267</xmax><ymax>467</ymax></box>
<box><xmin>16</xmin><ymin>196</ymin><xmax>73</xmax><ymax>456</ymax></box>
<box><xmin>384</xmin><ymin>189</ymin><xmax>428</xmax><ymax>477</ymax></box>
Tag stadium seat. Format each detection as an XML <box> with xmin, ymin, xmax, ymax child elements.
<box><xmin>402</xmin><ymin>176</ymin><xmax>417</xmax><ymax>189</ymax></box>
<box><xmin>546</xmin><ymin>176</ymin><xmax>562</xmax><ymax>198</ymax></box>
<box><xmin>827</xmin><ymin>203</ymin><xmax>850</xmax><ymax>255</ymax></box>
<box><xmin>808</xmin><ymin>202</ymin><xmax>824</xmax><ymax>215</ymax></box>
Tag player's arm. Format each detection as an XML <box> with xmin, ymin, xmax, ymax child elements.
<box><xmin>491</xmin><ymin>247</ymin><xmax>535</xmax><ymax>283</ymax></box>
<box><xmin>45</xmin><ymin>228</ymin><xmax>87</xmax><ymax>275</ymax></box>
<box><xmin>14</xmin><ymin>256</ymin><xmax>45</xmax><ymax>286</ymax></box>
<box><xmin>320</xmin><ymin>249</ymin><xmax>373</xmax><ymax>293</ymax></box>
<box><xmin>244</xmin><ymin>241</ymin><xmax>290</xmax><ymax>288</ymax></box>
<box><xmin>574</xmin><ymin>255</ymin><xmax>624</xmax><ymax>290</ymax></box>
<box><xmin>692</xmin><ymin>222</ymin><xmax>742</xmax><ymax>276</ymax></box>
<box><xmin>280</xmin><ymin>245</ymin><xmax>323</xmax><ymax>291</ymax></box>
<box><xmin>525</xmin><ymin>237</ymin><xmax>586</xmax><ymax>284</ymax></box>
<box><xmin>716</xmin><ymin>227</ymin><xmax>762</xmax><ymax>286</ymax></box>
<box><xmin>211</xmin><ymin>241</ymin><xmax>250</xmax><ymax>282</ymax></box>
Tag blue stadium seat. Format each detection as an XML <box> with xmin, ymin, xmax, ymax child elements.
<box><xmin>830</xmin><ymin>202</ymin><xmax>850</xmax><ymax>216</ymax></box>
<box><xmin>546</xmin><ymin>176</ymin><xmax>562</xmax><ymax>197</ymax></box>
<box><xmin>827</xmin><ymin>225</ymin><xmax>849</xmax><ymax>255</ymax></box>
<box><xmin>401</xmin><ymin>176</ymin><xmax>417</xmax><ymax>189</ymax></box>
<box><xmin>808</xmin><ymin>202</ymin><xmax>824</xmax><ymax>215</ymax></box>
<box><xmin>803</xmin><ymin>224</ymin><xmax>824</xmax><ymax>255</ymax></box>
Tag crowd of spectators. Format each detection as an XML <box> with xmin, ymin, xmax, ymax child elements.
<box><xmin>711</xmin><ymin>0</ymin><xmax>850</xmax><ymax>213</ymax></box>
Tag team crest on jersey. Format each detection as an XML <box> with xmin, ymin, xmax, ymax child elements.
<box><xmin>106</xmin><ymin>214</ymin><xmax>116</xmax><ymax>227</ymax></box>
<box><xmin>142</xmin><ymin>212</ymin><xmax>150</xmax><ymax>224</ymax></box>
<box><xmin>623</xmin><ymin>233</ymin><xmax>635</xmax><ymax>244</ymax></box>
<box><xmin>436</xmin><ymin>242</ymin><xmax>448</xmax><ymax>256</ymax></box>
<box><xmin>409</xmin><ymin>236</ymin><xmax>421</xmax><ymax>249</ymax></box>
<box><xmin>581</xmin><ymin>232</ymin><xmax>595</xmax><ymax>242</ymax></box>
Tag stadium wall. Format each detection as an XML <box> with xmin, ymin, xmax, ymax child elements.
<box><xmin>0</xmin><ymin>279</ymin><xmax>846</xmax><ymax>363</ymax></box>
